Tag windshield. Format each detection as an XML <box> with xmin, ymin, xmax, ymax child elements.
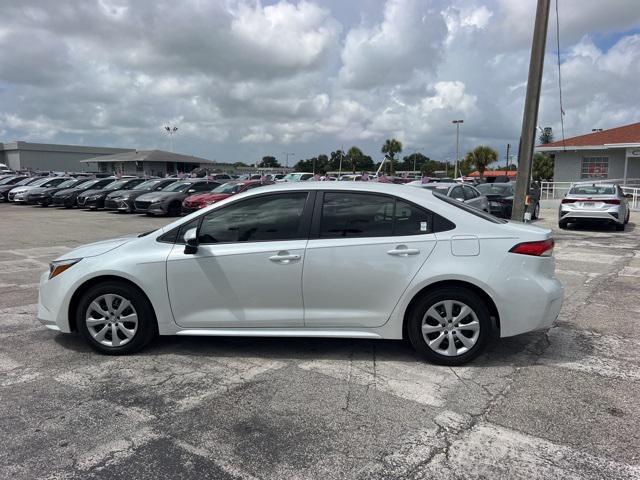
<box><xmin>162</xmin><ymin>181</ymin><xmax>193</xmax><ymax>192</ymax></box>
<box><xmin>104</xmin><ymin>179</ymin><xmax>128</xmax><ymax>190</ymax></box>
<box><xmin>283</xmin><ymin>173</ymin><xmax>302</xmax><ymax>181</ymax></box>
<box><xmin>80</xmin><ymin>179</ymin><xmax>102</xmax><ymax>189</ymax></box>
<box><xmin>55</xmin><ymin>179</ymin><xmax>76</xmax><ymax>188</ymax></box>
<box><xmin>476</xmin><ymin>183</ymin><xmax>513</xmax><ymax>195</ymax></box>
<box><xmin>135</xmin><ymin>179</ymin><xmax>163</xmax><ymax>190</ymax></box>
<box><xmin>212</xmin><ymin>183</ymin><xmax>242</xmax><ymax>194</ymax></box>
<box><xmin>0</xmin><ymin>176</ymin><xmax>18</xmax><ymax>185</ymax></box>
<box><xmin>15</xmin><ymin>177</ymin><xmax>37</xmax><ymax>186</ymax></box>
<box><xmin>29</xmin><ymin>177</ymin><xmax>53</xmax><ymax>187</ymax></box>
<box><xmin>569</xmin><ymin>184</ymin><xmax>616</xmax><ymax>195</ymax></box>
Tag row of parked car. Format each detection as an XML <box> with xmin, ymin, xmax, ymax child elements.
<box><xmin>0</xmin><ymin>172</ymin><xmax>533</xmax><ymax>219</ymax></box>
<box><xmin>0</xmin><ymin>173</ymin><xmax>280</xmax><ymax>216</ymax></box>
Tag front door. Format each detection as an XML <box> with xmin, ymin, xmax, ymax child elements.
<box><xmin>167</xmin><ymin>192</ymin><xmax>312</xmax><ymax>328</ymax></box>
<box><xmin>303</xmin><ymin>192</ymin><xmax>436</xmax><ymax>328</ymax></box>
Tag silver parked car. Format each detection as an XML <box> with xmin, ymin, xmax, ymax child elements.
<box><xmin>409</xmin><ymin>182</ymin><xmax>489</xmax><ymax>212</ymax></box>
<box><xmin>559</xmin><ymin>182</ymin><xmax>630</xmax><ymax>231</ymax></box>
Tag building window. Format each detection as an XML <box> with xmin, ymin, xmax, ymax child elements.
<box><xmin>581</xmin><ymin>156</ymin><xmax>608</xmax><ymax>178</ymax></box>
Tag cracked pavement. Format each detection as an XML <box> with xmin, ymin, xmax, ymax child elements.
<box><xmin>0</xmin><ymin>204</ymin><xmax>639</xmax><ymax>479</ymax></box>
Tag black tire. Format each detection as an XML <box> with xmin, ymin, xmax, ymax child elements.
<box><xmin>407</xmin><ymin>287</ymin><xmax>491</xmax><ymax>366</ymax></box>
<box><xmin>559</xmin><ymin>220</ymin><xmax>568</xmax><ymax>229</ymax></box>
<box><xmin>76</xmin><ymin>281</ymin><xmax>157</xmax><ymax>355</ymax></box>
<box><xmin>167</xmin><ymin>201</ymin><xmax>182</xmax><ymax>216</ymax></box>
<box><xmin>616</xmin><ymin>222</ymin><xmax>625</xmax><ymax>231</ymax></box>
<box><xmin>533</xmin><ymin>202</ymin><xmax>540</xmax><ymax>220</ymax></box>
<box><xmin>625</xmin><ymin>210</ymin><xmax>630</xmax><ymax>225</ymax></box>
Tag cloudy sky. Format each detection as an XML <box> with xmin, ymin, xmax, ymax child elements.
<box><xmin>1</xmin><ymin>0</ymin><xmax>639</xmax><ymax>166</ymax></box>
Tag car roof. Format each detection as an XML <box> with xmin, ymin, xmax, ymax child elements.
<box><xmin>571</xmin><ymin>182</ymin><xmax>618</xmax><ymax>187</ymax></box>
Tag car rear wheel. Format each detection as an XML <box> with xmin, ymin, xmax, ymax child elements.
<box><xmin>533</xmin><ymin>202</ymin><xmax>540</xmax><ymax>220</ymax></box>
<box><xmin>616</xmin><ymin>222</ymin><xmax>625</xmax><ymax>231</ymax></box>
<box><xmin>168</xmin><ymin>201</ymin><xmax>182</xmax><ymax>216</ymax></box>
<box><xmin>77</xmin><ymin>282</ymin><xmax>157</xmax><ymax>355</ymax></box>
<box><xmin>407</xmin><ymin>287</ymin><xmax>491</xmax><ymax>366</ymax></box>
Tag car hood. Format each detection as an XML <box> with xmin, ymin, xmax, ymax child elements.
<box><xmin>79</xmin><ymin>188</ymin><xmax>106</xmax><ymax>197</ymax></box>
<box><xmin>56</xmin><ymin>235</ymin><xmax>138</xmax><ymax>260</ymax></box>
<box><xmin>0</xmin><ymin>184</ymin><xmax>20</xmax><ymax>192</ymax></box>
<box><xmin>185</xmin><ymin>193</ymin><xmax>230</xmax><ymax>203</ymax></box>
<box><xmin>53</xmin><ymin>187</ymin><xmax>83</xmax><ymax>196</ymax></box>
<box><xmin>137</xmin><ymin>191</ymin><xmax>181</xmax><ymax>202</ymax></box>
<box><xmin>9</xmin><ymin>185</ymin><xmax>38</xmax><ymax>194</ymax></box>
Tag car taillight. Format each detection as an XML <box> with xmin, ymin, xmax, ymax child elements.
<box><xmin>509</xmin><ymin>239</ymin><xmax>554</xmax><ymax>257</ymax></box>
<box><xmin>603</xmin><ymin>199</ymin><xmax>620</xmax><ymax>205</ymax></box>
<box><xmin>561</xmin><ymin>198</ymin><xmax>578</xmax><ymax>204</ymax></box>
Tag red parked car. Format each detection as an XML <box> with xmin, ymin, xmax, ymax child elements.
<box><xmin>181</xmin><ymin>180</ymin><xmax>274</xmax><ymax>214</ymax></box>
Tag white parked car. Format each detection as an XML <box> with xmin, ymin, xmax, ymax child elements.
<box><xmin>37</xmin><ymin>183</ymin><xmax>563</xmax><ymax>365</ymax></box>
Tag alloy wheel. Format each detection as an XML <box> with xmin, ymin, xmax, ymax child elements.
<box><xmin>85</xmin><ymin>293</ymin><xmax>138</xmax><ymax>347</ymax></box>
<box><xmin>421</xmin><ymin>300</ymin><xmax>480</xmax><ymax>356</ymax></box>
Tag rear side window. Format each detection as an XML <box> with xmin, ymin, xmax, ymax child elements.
<box><xmin>321</xmin><ymin>193</ymin><xmax>394</xmax><ymax>237</ymax></box>
<box><xmin>320</xmin><ymin>193</ymin><xmax>454</xmax><ymax>238</ymax></box>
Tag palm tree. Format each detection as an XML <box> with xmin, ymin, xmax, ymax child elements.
<box><xmin>464</xmin><ymin>145</ymin><xmax>498</xmax><ymax>180</ymax></box>
<box><xmin>346</xmin><ymin>146</ymin><xmax>364</xmax><ymax>174</ymax></box>
<box><xmin>381</xmin><ymin>138</ymin><xmax>403</xmax><ymax>175</ymax></box>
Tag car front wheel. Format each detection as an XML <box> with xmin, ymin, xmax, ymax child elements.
<box><xmin>77</xmin><ymin>282</ymin><xmax>157</xmax><ymax>355</ymax></box>
<box><xmin>407</xmin><ymin>287</ymin><xmax>491</xmax><ymax>366</ymax></box>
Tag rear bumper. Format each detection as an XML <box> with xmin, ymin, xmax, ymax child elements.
<box><xmin>559</xmin><ymin>206</ymin><xmax>623</xmax><ymax>224</ymax></box>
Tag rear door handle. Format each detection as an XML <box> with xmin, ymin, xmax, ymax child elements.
<box><xmin>387</xmin><ymin>246</ymin><xmax>420</xmax><ymax>256</ymax></box>
<box><xmin>269</xmin><ymin>252</ymin><xmax>301</xmax><ymax>263</ymax></box>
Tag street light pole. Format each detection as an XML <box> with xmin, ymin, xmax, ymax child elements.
<box><xmin>164</xmin><ymin>125</ymin><xmax>178</xmax><ymax>152</ymax></box>
<box><xmin>282</xmin><ymin>152</ymin><xmax>294</xmax><ymax>170</ymax></box>
<box><xmin>512</xmin><ymin>0</ymin><xmax>551</xmax><ymax>221</ymax></box>
<box><xmin>452</xmin><ymin>120</ymin><xmax>463</xmax><ymax>179</ymax></box>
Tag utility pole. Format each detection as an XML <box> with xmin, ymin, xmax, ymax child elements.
<box><xmin>452</xmin><ymin>120</ymin><xmax>463</xmax><ymax>178</ymax></box>
<box><xmin>506</xmin><ymin>143</ymin><xmax>511</xmax><ymax>170</ymax></box>
<box><xmin>512</xmin><ymin>0</ymin><xmax>550</xmax><ymax>221</ymax></box>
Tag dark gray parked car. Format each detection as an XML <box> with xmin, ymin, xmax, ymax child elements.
<box><xmin>134</xmin><ymin>179</ymin><xmax>220</xmax><ymax>216</ymax></box>
<box><xmin>104</xmin><ymin>178</ymin><xmax>179</xmax><ymax>213</ymax></box>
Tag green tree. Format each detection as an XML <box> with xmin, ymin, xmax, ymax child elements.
<box><xmin>329</xmin><ymin>149</ymin><xmax>345</xmax><ymax>171</ymax></box>
<box><xmin>464</xmin><ymin>145</ymin><xmax>498</xmax><ymax>180</ymax></box>
<box><xmin>346</xmin><ymin>146</ymin><xmax>364</xmax><ymax>173</ymax></box>
<box><xmin>233</xmin><ymin>161</ymin><xmax>249</xmax><ymax>167</ymax></box>
<box><xmin>532</xmin><ymin>152</ymin><xmax>554</xmax><ymax>181</ymax></box>
<box><xmin>258</xmin><ymin>156</ymin><xmax>281</xmax><ymax>168</ymax></box>
<box><xmin>381</xmin><ymin>138</ymin><xmax>403</xmax><ymax>175</ymax></box>
<box><xmin>401</xmin><ymin>153</ymin><xmax>430</xmax><ymax>172</ymax></box>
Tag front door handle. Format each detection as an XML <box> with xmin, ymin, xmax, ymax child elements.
<box><xmin>387</xmin><ymin>246</ymin><xmax>420</xmax><ymax>257</ymax></box>
<box><xmin>269</xmin><ymin>252</ymin><xmax>301</xmax><ymax>263</ymax></box>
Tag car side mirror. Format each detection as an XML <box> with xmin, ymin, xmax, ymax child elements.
<box><xmin>183</xmin><ymin>227</ymin><xmax>199</xmax><ymax>254</ymax></box>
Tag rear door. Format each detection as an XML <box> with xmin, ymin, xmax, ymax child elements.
<box><xmin>302</xmin><ymin>192</ymin><xmax>437</xmax><ymax>328</ymax></box>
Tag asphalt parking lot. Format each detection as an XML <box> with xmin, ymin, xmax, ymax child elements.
<box><xmin>1</xmin><ymin>203</ymin><xmax>639</xmax><ymax>479</ymax></box>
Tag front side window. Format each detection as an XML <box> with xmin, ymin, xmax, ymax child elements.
<box><xmin>450</xmin><ymin>186</ymin><xmax>465</xmax><ymax>200</ymax></box>
<box><xmin>198</xmin><ymin>193</ymin><xmax>308</xmax><ymax>244</ymax></box>
<box><xmin>581</xmin><ymin>156</ymin><xmax>608</xmax><ymax>178</ymax></box>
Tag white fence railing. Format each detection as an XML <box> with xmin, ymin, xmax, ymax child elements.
<box><xmin>539</xmin><ymin>180</ymin><xmax>640</xmax><ymax>209</ymax></box>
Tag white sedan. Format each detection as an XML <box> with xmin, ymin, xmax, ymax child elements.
<box><xmin>37</xmin><ymin>182</ymin><xmax>563</xmax><ymax>365</ymax></box>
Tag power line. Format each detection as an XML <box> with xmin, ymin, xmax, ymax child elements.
<box><xmin>555</xmin><ymin>0</ymin><xmax>566</xmax><ymax>150</ymax></box>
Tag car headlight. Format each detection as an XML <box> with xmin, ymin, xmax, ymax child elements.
<box><xmin>204</xmin><ymin>200</ymin><xmax>216</xmax><ymax>206</ymax></box>
<box><xmin>49</xmin><ymin>258</ymin><xmax>82</xmax><ymax>279</ymax></box>
<box><xmin>88</xmin><ymin>194</ymin><xmax>101</xmax><ymax>200</ymax></box>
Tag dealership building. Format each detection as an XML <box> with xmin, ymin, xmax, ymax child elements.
<box><xmin>536</xmin><ymin>122</ymin><xmax>640</xmax><ymax>184</ymax></box>
<box><xmin>0</xmin><ymin>141</ymin><xmax>133</xmax><ymax>172</ymax></box>
<box><xmin>79</xmin><ymin>149</ymin><xmax>221</xmax><ymax>177</ymax></box>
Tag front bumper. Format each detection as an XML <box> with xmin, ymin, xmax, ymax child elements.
<box><xmin>147</xmin><ymin>202</ymin><xmax>169</xmax><ymax>215</ymax></box>
<box><xmin>105</xmin><ymin>198</ymin><xmax>133</xmax><ymax>211</ymax></box>
<box><xmin>52</xmin><ymin>196</ymin><xmax>75</xmax><ymax>207</ymax></box>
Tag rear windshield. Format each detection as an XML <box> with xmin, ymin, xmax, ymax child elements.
<box><xmin>476</xmin><ymin>183</ymin><xmax>513</xmax><ymax>195</ymax></box>
<box><xmin>433</xmin><ymin>191</ymin><xmax>507</xmax><ymax>224</ymax></box>
<box><xmin>569</xmin><ymin>185</ymin><xmax>615</xmax><ymax>195</ymax></box>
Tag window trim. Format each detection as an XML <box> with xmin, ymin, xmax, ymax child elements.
<box><xmin>580</xmin><ymin>156</ymin><xmax>609</xmax><ymax>179</ymax></box>
<box><xmin>310</xmin><ymin>190</ymin><xmax>454</xmax><ymax>239</ymax></box>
